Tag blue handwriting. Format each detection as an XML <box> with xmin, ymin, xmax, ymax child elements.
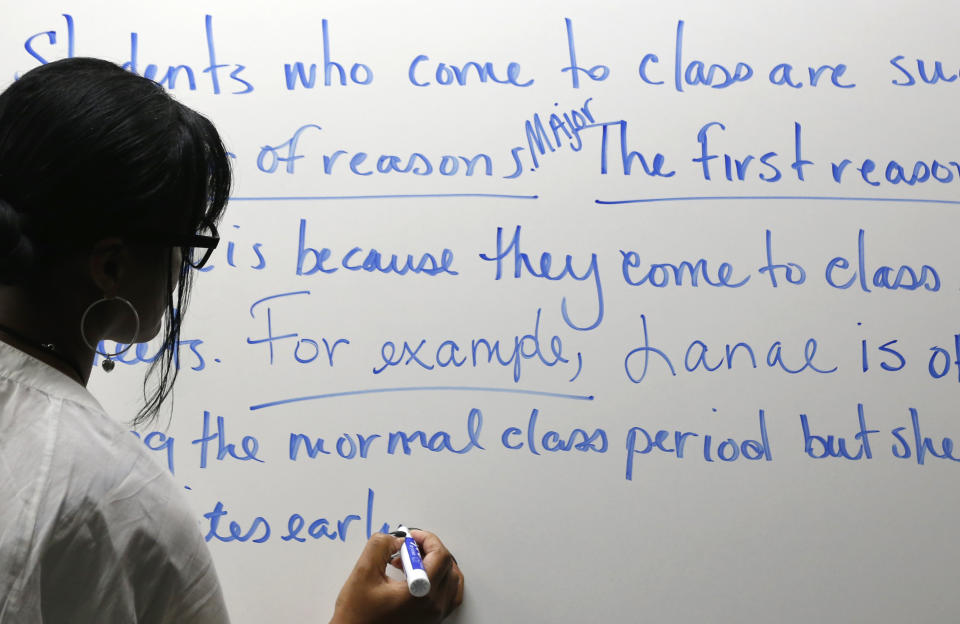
<box><xmin>623</xmin><ymin>314</ymin><xmax>838</xmax><ymax>383</ymax></box>
<box><xmin>890</xmin><ymin>55</ymin><xmax>960</xmax><ymax>86</ymax></box>
<box><xmin>289</xmin><ymin>407</ymin><xmax>484</xmax><ymax>459</ymax></box>
<box><xmin>130</xmin><ymin>430</ymin><xmax>176</xmax><ymax>474</ymax></box>
<box><xmin>927</xmin><ymin>333</ymin><xmax>960</xmax><ymax>381</ymax></box>
<box><xmin>283</xmin><ymin>19</ymin><xmax>373</xmax><ymax>88</ymax></box>
<box><xmin>246</xmin><ymin>290</ymin><xmax>350</xmax><ymax>366</ymax></box>
<box><xmin>297</xmin><ymin>219</ymin><xmax>456</xmax><ymax>277</ymax></box>
<box><xmin>694</xmin><ymin>121</ymin><xmax>811</xmax><ymax>182</ymax></box>
<box><xmin>891</xmin><ymin>408</ymin><xmax>960</xmax><ymax>464</ymax></box>
<box><xmin>479</xmin><ymin>226</ymin><xmax>603</xmax><ymax>331</ymax></box>
<box><xmin>801</xmin><ymin>404</ymin><xmax>878</xmax><ymax>460</ymax></box>
<box><xmin>257</xmin><ymin>124</ymin><xmax>496</xmax><ymax>177</ymax></box>
<box><xmin>204</xmin><ymin>488</ymin><xmax>389</xmax><ymax>544</ymax></box>
<box><xmin>124</xmin><ymin>15</ymin><xmax>253</xmax><ymax>93</ymax></box>
<box><xmin>597</xmin><ymin>121</ymin><xmax>674</xmax><ymax>178</ymax></box>
<box><xmin>408</xmin><ymin>55</ymin><xmax>532</xmax><ymax>87</ymax></box>
<box><xmin>191</xmin><ymin>410</ymin><xmax>264</xmax><ymax>469</ymax></box>
<box><xmin>372</xmin><ymin>308</ymin><xmax>580</xmax><ymax>383</ymax></box>
<box><xmin>825</xmin><ymin>229</ymin><xmax>940</xmax><ymax>292</ymax></box>
<box><xmin>858</xmin><ymin>326</ymin><xmax>906</xmax><ymax>373</ymax></box>
<box><xmin>635</xmin><ymin>20</ymin><xmax>852</xmax><ymax>91</ymax></box>
<box><xmin>831</xmin><ymin>155</ymin><xmax>960</xmax><ymax>187</ymax></box>
<box><xmin>758</xmin><ymin>230</ymin><xmax>806</xmax><ymax>287</ymax></box>
<box><xmin>94</xmin><ymin>335</ymin><xmax>207</xmax><ymax>371</ymax></box>
<box><xmin>506</xmin><ymin>99</ymin><xmax>595</xmax><ymax>175</ymax></box>
<box><xmin>561</xmin><ymin>18</ymin><xmax>610</xmax><ymax>88</ymax></box>
<box><xmin>625</xmin><ymin>410</ymin><xmax>772</xmax><ymax>480</ymax></box>
<box><xmin>620</xmin><ymin>250</ymin><xmax>749</xmax><ymax>288</ymax></box>
<box><xmin>501</xmin><ymin>408</ymin><xmax>607</xmax><ymax>455</ymax></box>
<box><xmin>198</xmin><ymin>223</ymin><xmax>266</xmax><ymax>272</ymax></box>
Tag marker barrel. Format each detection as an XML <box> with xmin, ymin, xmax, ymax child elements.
<box><xmin>397</xmin><ymin>525</ymin><xmax>430</xmax><ymax>597</ymax></box>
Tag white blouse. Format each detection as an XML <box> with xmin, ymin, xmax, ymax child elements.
<box><xmin>0</xmin><ymin>341</ymin><xmax>229</xmax><ymax>623</ymax></box>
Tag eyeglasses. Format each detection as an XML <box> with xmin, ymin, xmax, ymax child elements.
<box><xmin>173</xmin><ymin>220</ymin><xmax>219</xmax><ymax>269</ymax></box>
<box><xmin>127</xmin><ymin>219</ymin><xmax>220</xmax><ymax>270</ymax></box>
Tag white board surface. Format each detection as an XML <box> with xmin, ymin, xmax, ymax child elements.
<box><xmin>4</xmin><ymin>1</ymin><xmax>960</xmax><ymax>621</ymax></box>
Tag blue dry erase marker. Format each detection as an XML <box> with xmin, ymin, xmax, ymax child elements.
<box><xmin>394</xmin><ymin>525</ymin><xmax>430</xmax><ymax>597</ymax></box>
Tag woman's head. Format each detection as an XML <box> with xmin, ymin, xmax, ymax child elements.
<box><xmin>0</xmin><ymin>57</ymin><xmax>232</xmax><ymax>424</ymax></box>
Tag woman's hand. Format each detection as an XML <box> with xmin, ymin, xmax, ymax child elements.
<box><xmin>331</xmin><ymin>529</ymin><xmax>464</xmax><ymax>623</ymax></box>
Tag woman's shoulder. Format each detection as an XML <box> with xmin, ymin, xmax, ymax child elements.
<box><xmin>0</xmin><ymin>351</ymin><xmax>228</xmax><ymax>622</ymax></box>
<box><xmin>42</xmin><ymin>399</ymin><xmax>230</xmax><ymax>622</ymax></box>
<box><xmin>0</xmin><ymin>363</ymin><xmax>194</xmax><ymax>544</ymax></box>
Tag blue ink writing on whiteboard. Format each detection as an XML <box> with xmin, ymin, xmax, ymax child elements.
<box><xmin>257</xmin><ymin>124</ymin><xmax>494</xmax><ymax>177</ymax></box>
<box><xmin>191</xmin><ymin>410</ymin><xmax>264</xmax><ymax>468</ymax></box>
<box><xmin>801</xmin><ymin>404</ymin><xmax>878</xmax><ymax>460</ymax></box>
<box><xmin>479</xmin><ymin>226</ymin><xmax>603</xmax><ymax>331</ymax></box>
<box><xmin>825</xmin><ymin>229</ymin><xmax>940</xmax><ymax>292</ymax></box>
<box><xmin>890</xmin><ymin>55</ymin><xmax>960</xmax><ymax>86</ymax></box>
<box><xmin>196</xmin><ymin>224</ymin><xmax>267</xmax><ymax>272</ymax></box>
<box><xmin>283</xmin><ymin>19</ymin><xmax>373</xmax><ymax>88</ymax></box>
<box><xmin>124</xmin><ymin>15</ymin><xmax>253</xmax><ymax>94</ymax></box>
<box><xmin>203</xmin><ymin>502</ymin><xmax>270</xmax><ymax>543</ymax></box>
<box><xmin>623</xmin><ymin>314</ymin><xmax>837</xmax><ymax>383</ymax></box>
<box><xmin>94</xmin><ymin>335</ymin><xmax>207</xmax><ymax>371</ymax></box>
<box><xmin>758</xmin><ymin>230</ymin><xmax>806</xmax><ymax>287</ymax></box>
<box><xmin>693</xmin><ymin>121</ymin><xmax>781</xmax><ymax>182</ymax></box>
<box><xmin>372</xmin><ymin>309</ymin><xmax>579</xmax><ymax>383</ymax></box>
<box><xmin>506</xmin><ymin>99</ymin><xmax>596</xmax><ymax>176</ymax></box>
<box><xmin>767</xmin><ymin>61</ymin><xmax>855</xmax><ymax>88</ymax></box>
<box><xmin>597</xmin><ymin>121</ymin><xmax>674</xmax><ymax>177</ymax></box>
<box><xmin>693</xmin><ymin>122</ymin><xmax>811</xmax><ymax>182</ymax></box>
<box><xmin>204</xmin><ymin>489</ymin><xmax>389</xmax><ymax>544</ymax></box>
<box><xmin>246</xmin><ymin>290</ymin><xmax>350</xmax><ymax>366</ymax></box>
<box><xmin>671</xmin><ymin>20</ymin><xmax>753</xmax><ymax>92</ymax></box>
<box><xmin>408</xmin><ymin>55</ymin><xmax>532</xmax><ymax>87</ymax></box>
<box><xmin>620</xmin><ymin>251</ymin><xmax>749</xmax><ymax>288</ymax></box>
<box><xmin>858</xmin><ymin>325</ymin><xmax>906</xmax><ymax>373</ymax></box>
<box><xmin>226</xmin><ymin>224</ymin><xmax>267</xmax><ymax>270</ymax></box>
<box><xmin>561</xmin><ymin>18</ymin><xmax>610</xmax><ymax>88</ymax></box>
<box><xmin>634</xmin><ymin>21</ymin><xmax>853</xmax><ymax>91</ymax></box>
<box><xmin>131</xmin><ymin>431</ymin><xmax>176</xmax><ymax>475</ymax></box>
<box><xmin>257</xmin><ymin>124</ymin><xmax>322</xmax><ymax>174</ymax></box>
<box><xmin>927</xmin><ymin>334</ymin><xmax>960</xmax><ymax>381</ymax></box>
<box><xmin>251</xmin><ymin>387</ymin><xmax>592</xmax><ymax>411</ymax></box>
<box><xmin>22</xmin><ymin>14</ymin><xmax>75</xmax><ymax>68</ymax></box>
<box><xmin>297</xmin><ymin>219</ymin><xmax>457</xmax><ymax>277</ymax></box>
<box><xmin>501</xmin><ymin>408</ymin><xmax>607</xmax><ymax>455</ymax></box>
<box><xmin>830</xmin><ymin>156</ymin><xmax>960</xmax><ymax>187</ymax></box>
<box><xmin>289</xmin><ymin>408</ymin><xmax>485</xmax><ymax>459</ymax></box>
<box><xmin>625</xmin><ymin>411</ymin><xmax>772</xmax><ymax>480</ymax></box>
<box><xmin>891</xmin><ymin>408</ymin><xmax>960</xmax><ymax>464</ymax></box>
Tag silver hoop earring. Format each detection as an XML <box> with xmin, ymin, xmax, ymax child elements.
<box><xmin>80</xmin><ymin>296</ymin><xmax>141</xmax><ymax>372</ymax></box>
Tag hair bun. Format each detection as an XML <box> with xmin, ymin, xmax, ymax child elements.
<box><xmin>0</xmin><ymin>199</ymin><xmax>34</xmax><ymax>283</ymax></box>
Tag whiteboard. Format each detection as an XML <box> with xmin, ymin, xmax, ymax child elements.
<box><xmin>4</xmin><ymin>1</ymin><xmax>960</xmax><ymax>621</ymax></box>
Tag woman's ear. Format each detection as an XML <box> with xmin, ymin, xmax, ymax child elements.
<box><xmin>87</xmin><ymin>237</ymin><xmax>126</xmax><ymax>296</ymax></box>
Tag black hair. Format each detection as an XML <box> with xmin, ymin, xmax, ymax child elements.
<box><xmin>0</xmin><ymin>57</ymin><xmax>231</xmax><ymax>426</ymax></box>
